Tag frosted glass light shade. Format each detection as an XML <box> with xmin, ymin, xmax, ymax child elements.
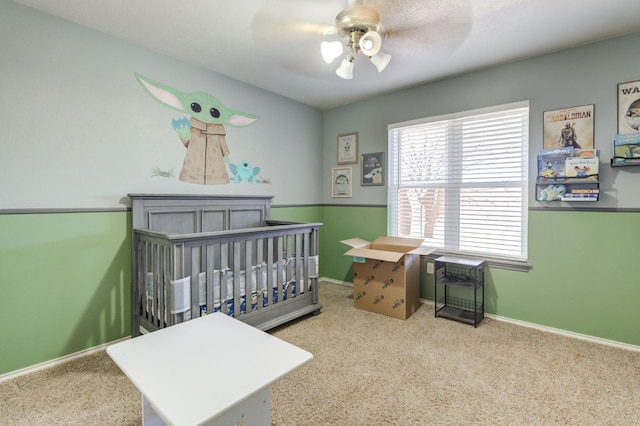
<box><xmin>321</xmin><ymin>41</ymin><xmax>344</xmax><ymax>64</ymax></box>
<box><xmin>359</xmin><ymin>31</ymin><xmax>382</xmax><ymax>56</ymax></box>
<box><xmin>369</xmin><ymin>51</ymin><xmax>392</xmax><ymax>72</ymax></box>
<box><xmin>336</xmin><ymin>57</ymin><xmax>355</xmax><ymax>79</ymax></box>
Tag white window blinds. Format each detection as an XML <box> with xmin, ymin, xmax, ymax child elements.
<box><xmin>388</xmin><ymin>101</ymin><xmax>529</xmax><ymax>261</ymax></box>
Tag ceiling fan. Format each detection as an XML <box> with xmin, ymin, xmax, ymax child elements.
<box><xmin>320</xmin><ymin>4</ymin><xmax>391</xmax><ymax>79</ymax></box>
<box><xmin>252</xmin><ymin>0</ymin><xmax>473</xmax><ymax>81</ymax></box>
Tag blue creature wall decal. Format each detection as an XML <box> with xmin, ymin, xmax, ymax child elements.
<box><xmin>230</xmin><ymin>160</ymin><xmax>262</xmax><ymax>184</ymax></box>
<box><xmin>134</xmin><ymin>73</ymin><xmax>259</xmax><ymax>185</ymax></box>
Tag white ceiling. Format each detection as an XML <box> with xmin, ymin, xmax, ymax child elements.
<box><xmin>13</xmin><ymin>0</ymin><xmax>640</xmax><ymax>110</ymax></box>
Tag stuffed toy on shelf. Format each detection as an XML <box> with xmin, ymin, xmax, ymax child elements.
<box><xmin>538</xmin><ymin>184</ymin><xmax>567</xmax><ymax>201</ymax></box>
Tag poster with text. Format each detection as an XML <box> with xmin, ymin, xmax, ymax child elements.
<box><xmin>618</xmin><ymin>80</ymin><xmax>640</xmax><ymax>134</ymax></box>
<box><xmin>543</xmin><ymin>104</ymin><xmax>594</xmax><ymax>150</ymax></box>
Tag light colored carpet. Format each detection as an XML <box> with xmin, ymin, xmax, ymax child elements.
<box><xmin>2</xmin><ymin>281</ymin><xmax>639</xmax><ymax>425</ymax></box>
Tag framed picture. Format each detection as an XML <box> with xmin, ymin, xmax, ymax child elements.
<box><xmin>618</xmin><ymin>80</ymin><xmax>640</xmax><ymax>134</ymax></box>
<box><xmin>361</xmin><ymin>152</ymin><xmax>384</xmax><ymax>186</ymax></box>
<box><xmin>331</xmin><ymin>167</ymin><xmax>352</xmax><ymax>197</ymax></box>
<box><xmin>543</xmin><ymin>104</ymin><xmax>594</xmax><ymax>150</ymax></box>
<box><xmin>337</xmin><ymin>132</ymin><xmax>358</xmax><ymax>164</ymax></box>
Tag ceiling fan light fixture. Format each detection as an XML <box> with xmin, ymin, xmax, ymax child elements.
<box><xmin>324</xmin><ymin>5</ymin><xmax>389</xmax><ymax>79</ymax></box>
<box><xmin>336</xmin><ymin>56</ymin><xmax>355</xmax><ymax>79</ymax></box>
<box><xmin>369</xmin><ymin>51</ymin><xmax>392</xmax><ymax>72</ymax></box>
<box><xmin>321</xmin><ymin>41</ymin><xmax>344</xmax><ymax>64</ymax></box>
<box><xmin>359</xmin><ymin>30</ymin><xmax>382</xmax><ymax>56</ymax></box>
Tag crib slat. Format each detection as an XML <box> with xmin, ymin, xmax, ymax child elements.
<box><xmin>141</xmin><ymin>241</ymin><xmax>149</xmax><ymax>324</ymax></box>
<box><xmin>302</xmin><ymin>232</ymin><xmax>309</xmax><ymax>294</ymax></box>
<box><xmin>244</xmin><ymin>238</ymin><xmax>252</xmax><ymax>314</ymax></box>
<box><xmin>206</xmin><ymin>244</ymin><xmax>214</xmax><ymax>315</ymax></box>
<box><xmin>295</xmin><ymin>233</ymin><xmax>302</xmax><ymax>295</ymax></box>
<box><xmin>157</xmin><ymin>245</ymin><xmax>164</xmax><ymax>329</ymax></box>
<box><xmin>256</xmin><ymin>237</ymin><xmax>264</xmax><ymax>310</ymax></box>
<box><xmin>266</xmin><ymin>237</ymin><xmax>274</xmax><ymax>307</ymax></box>
<box><xmin>190</xmin><ymin>246</ymin><xmax>200</xmax><ymax>319</ymax></box>
<box><xmin>277</xmin><ymin>236</ymin><xmax>284</xmax><ymax>304</ymax></box>
<box><xmin>285</xmin><ymin>234</ymin><xmax>293</xmax><ymax>301</ymax></box>
<box><xmin>233</xmin><ymin>240</ymin><xmax>241</xmax><ymax>318</ymax></box>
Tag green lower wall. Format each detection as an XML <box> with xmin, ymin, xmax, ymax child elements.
<box><xmin>318</xmin><ymin>206</ymin><xmax>387</xmax><ymax>282</ymax></box>
<box><xmin>270</xmin><ymin>206</ymin><xmax>324</xmax><ymax>224</ymax></box>
<box><xmin>1</xmin><ymin>206</ymin><xmax>638</xmax><ymax>375</ymax></box>
<box><xmin>0</xmin><ymin>212</ymin><xmax>131</xmax><ymax>375</ymax></box>
<box><xmin>320</xmin><ymin>206</ymin><xmax>640</xmax><ymax>347</ymax></box>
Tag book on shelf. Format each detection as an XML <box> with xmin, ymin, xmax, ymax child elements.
<box><xmin>565</xmin><ymin>156</ymin><xmax>599</xmax><ymax>178</ymax></box>
<box><xmin>562</xmin><ymin>193</ymin><xmax>599</xmax><ymax>199</ymax></box>
<box><xmin>613</xmin><ymin>133</ymin><xmax>640</xmax><ymax>160</ymax></box>
<box><xmin>537</xmin><ymin>147</ymin><xmax>601</xmax><ymax>179</ymax></box>
<box><xmin>561</xmin><ymin>195</ymin><xmax>598</xmax><ymax>201</ymax></box>
<box><xmin>537</xmin><ymin>155</ymin><xmax>566</xmax><ymax>178</ymax></box>
<box><xmin>539</xmin><ymin>147</ymin><xmax>575</xmax><ymax>157</ymax></box>
<box><xmin>537</xmin><ymin>176</ymin><xmax>566</xmax><ymax>183</ymax></box>
<box><xmin>614</xmin><ymin>133</ymin><xmax>640</xmax><ymax>146</ymax></box>
<box><xmin>573</xmin><ymin>149</ymin><xmax>598</xmax><ymax>157</ymax></box>
<box><xmin>568</xmin><ymin>188</ymin><xmax>599</xmax><ymax>194</ymax></box>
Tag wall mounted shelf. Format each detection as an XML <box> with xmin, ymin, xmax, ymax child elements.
<box><xmin>610</xmin><ymin>159</ymin><xmax>640</xmax><ymax>167</ymax></box>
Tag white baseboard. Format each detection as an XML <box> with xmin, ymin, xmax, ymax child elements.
<box><xmin>320</xmin><ymin>277</ymin><xmax>640</xmax><ymax>353</ymax></box>
<box><xmin>0</xmin><ymin>336</ymin><xmax>130</xmax><ymax>383</ymax></box>
<box><xmin>320</xmin><ymin>277</ymin><xmax>353</xmax><ymax>287</ymax></box>
<box><xmin>483</xmin><ymin>313</ymin><xmax>640</xmax><ymax>352</ymax></box>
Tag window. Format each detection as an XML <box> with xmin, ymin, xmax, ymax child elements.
<box><xmin>388</xmin><ymin>101</ymin><xmax>529</xmax><ymax>264</ymax></box>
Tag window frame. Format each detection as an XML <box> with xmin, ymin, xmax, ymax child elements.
<box><xmin>387</xmin><ymin>101</ymin><xmax>531</xmax><ymax>271</ymax></box>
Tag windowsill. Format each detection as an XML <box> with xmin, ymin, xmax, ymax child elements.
<box><xmin>421</xmin><ymin>250</ymin><xmax>532</xmax><ymax>272</ymax></box>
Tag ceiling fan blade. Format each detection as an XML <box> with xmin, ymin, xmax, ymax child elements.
<box><xmin>254</xmin><ymin>17</ymin><xmax>328</xmax><ymax>47</ymax></box>
<box><xmin>380</xmin><ymin>0</ymin><xmax>474</xmax><ymax>55</ymax></box>
<box><xmin>251</xmin><ymin>0</ymin><xmax>349</xmax><ymax>79</ymax></box>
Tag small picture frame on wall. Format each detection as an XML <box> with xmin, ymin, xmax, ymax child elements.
<box><xmin>617</xmin><ymin>80</ymin><xmax>640</xmax><ymax>134</ymax></box>
<box><xmin>543</xmin><ymin>104</ymin><xmax>594</xmax><ymax>149</ymax></box>
<box><xmin>337</xmin><ymin>132</ymin><xmax>358</xmax><ymax>164</ymax></box>
<box><xmin>331</xmin><ymin>167</ymin><xmax>352</xmax><ymax>197</ymax></box>
<box><xmin>361</xmin><ymin>152</ymin><xmax>384</xmax><ymax>186</ymax></box>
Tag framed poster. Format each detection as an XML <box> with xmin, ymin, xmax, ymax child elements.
<box><xmin>337</xmin><ymin>132</ymin><xmax>358</xmax><ymax>164</ymax></box>
<box><xmin>331</xmin><ymin>167</ymin><xmax>352</xmax><ymax>197</ymax></box>
<box><xmin>361</xmin><ymin>152</ymin><xmax>384</xmax><ymax>186</ymax></box>
<box><xmin>543</xmin><ymin>104</ymin><xmax>594</xmax><ymax>149</ymax></box>
<box><xmin>618</xmin><ymin>80</ymin><xmax>640</xmax><ymax>134</ymax></box>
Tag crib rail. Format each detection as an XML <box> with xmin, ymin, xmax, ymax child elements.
<box><xmin>131</xmin><ymin>221</ymin><xmax>321</xmax><ymax>336</ymax></box>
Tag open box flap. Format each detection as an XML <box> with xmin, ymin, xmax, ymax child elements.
<box><xmin>408</xmin><ymin>246</ymin><xmax>437</xmax><ymax>256</ymax></box>
<box><xmin>344</xmin><ymin>247</ymin><xmax>405</xmax><ymax>263</ymax></box>
<box><xmin>371</xmin><ymin>236</ymin><xmax>425</xmax><ymax>249</ymax></box>
<box><xmin>340</xmin><ymin>238</ymin><xmax>372</xmax><ymax>249</ymax></box>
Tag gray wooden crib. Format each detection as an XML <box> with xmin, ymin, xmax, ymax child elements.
<box><xmin>129</xmin><ymin>194</ymin><xmax>322</xmax><ymax>337</ymax></box>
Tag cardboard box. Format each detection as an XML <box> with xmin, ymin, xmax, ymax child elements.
<box><xmin>342</xmin><ymin>236</ymin><xmax>435</xmax><ymax>320</ymax></box>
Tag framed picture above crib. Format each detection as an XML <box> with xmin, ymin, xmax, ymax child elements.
<box><xmin>332</xmin><ymin>167</ymin><xmax>352</xmax><ymax>197</ymax></box>
<box><xmin>361</xmin><ymin>152</ymin><xmax>384</xmax><ymax>186</ymax></box>
<box><xmin>337</xmin><ymin>132</ymin><xmax>358</xmax><ymax>164</ymax></box>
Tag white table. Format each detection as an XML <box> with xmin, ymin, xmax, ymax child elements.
<box><xmin>107</xmin><ymin>313</ymin><xmax>312</xmax><ymax>426</ymax></box>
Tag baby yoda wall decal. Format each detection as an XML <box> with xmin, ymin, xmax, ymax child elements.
<box><xmin>134</xmin><ymin>73</ymin><xmax>259</xmax><ymax>185</ymax></box>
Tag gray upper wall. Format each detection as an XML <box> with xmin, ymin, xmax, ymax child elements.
<box><xmin>323</xmin><ymin>32</ymin><xmax>640</xmax><ymax>209</ymax></box>
<box><xmin>3</xmin><ymin>0</ymin><xmax>639</xmax><ymax>210</ymax></box>
<box><xmin>0</xmin><ymin>0</ymin><xmax>323</xmax><ymax>209</ymax></box>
